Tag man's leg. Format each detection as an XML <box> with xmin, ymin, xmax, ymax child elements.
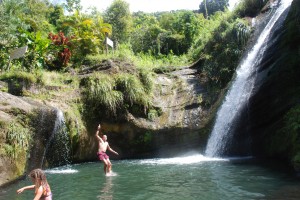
<box><xmin>106</xmin><ymin>158</ymin><xmax>112</xmax><ymax>173</ymax></box>
<box><xmin>102</xmin><ymin>159</ymin><xmax>109</xmax><ymax>174</ymax></box>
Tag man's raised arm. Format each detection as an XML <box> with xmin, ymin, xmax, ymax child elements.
<box><xmin>95</xmin><ymin>124</ymin><xmax>104</xmax><ymax>142</ymax></box>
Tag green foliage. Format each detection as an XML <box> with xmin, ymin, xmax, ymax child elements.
<box><xmin>133</xmin><ymin>131</ymin><xmax>153</xmax><ymax>147</ymax></box>
<box><xmin>131</xmin><ymin>10</ymin><xmax>202</xmax><ymax>56</ymax></box>
<box><xmin>2</xmin><ymin>122</ymin><xmax>31</xmax><ymax>159</ymax></box>
<box><xmin>0</xmin><ymin>0</ymin><xmax>253</xmax><ymax>74</ymax></box>
<box><xmin>0</xmin><ymin>120</ymin><xmax>6</xmax><ymax>129</ymax></box>
<box><xmin>63</xmin><ymin>0</ymin><xmax>82</xmax><ymax>13</ymax></box>
<box><xmin>82</xmin><ymin>69</ymin><xmax>155</xmax><ymax>119</ymax></box>
<box><xmin>84</xmin><ymin>54</ymin><xmax>113</xmax><ymax>66</ymax></box>
<box><xmin>130</xmin><ymin>51</ymin><xmax>189</xmax><ymax>71</ymax></box>
<box><xmin>199</xmin><ymin>0</ymin><xmax>229</xmax><ymax>18</ymax></box>
<box><xmin>115</xmin><ymin>73</ymin><xmax>151</xmax><ymax>107</ymax></box>
<box><xmin>82</xmin><ymin>73</ymin><xmax>123</xmax><ymax>115</ymax></box>
<box><xmin>0</xmin><ymin>69</ymin><xmax>45</xmax><ymax>95</ymax></box>
<box><xmin>187</xmin><ymin>12</ymin><xmax>221</xmax><ymax>61</ymax></box>
<box><xmin>84</xmin><ymin>43</ymin><xmax>188</xmax><ymax>72</ymax></box>
<box><xmin>21</xmin><ymin>0</ymin><xmax>55</xmax><ymax>32</ymax></box>
<box><xmin>0</xmin><ymin>0</ymin><xmax>28</xmax><ymax>69</ymax></box>
<box><xmin>153</xmin><ymin>65</ymin><xmax>178</xmax><ymax>74</ymax></box>
<box><xmin>147</xmin><ymin>108</ymin><xmax>163</xmax><ymax>121</ymax></box>
<box><xmin>234</xmin><ymin>19</ymin><xmax>252</xmax><ymax>46</ymax></box>
<box><xmin>131</xmin><ymin>21</ymin><xmax>164</xmax><ymax>54</ymax></box>
<box><xmin>294</xmin><ymin>152</ymin><xmax>300</xmax><ymax>161</ymax></box>
<box><xmin>233</xmin><ymin>0</ymin><xmax>268</xmax><ymax>17</ymax></box>
<box><xmin>48</xmin><ymin>5</ymin><xmax>64</xmax><ymax>27</ymax></box>
<box><xmin>138</xmin><ymin>68</ymin><xmax>154</xmax><ymax>93</ymax></box>
<box><xmin>189</xmin><ymin>11</ymin><xmax>251</xmax><ymax>89</ymax></box>
<box><xmin>61</xmin><ymin>11</ymin><xmax>112</xmax><ymax>62</ymax></box>
<box><xmin>104</xmin><ymin>0</ymin><xmax>132</xmax><ymax>44</ymax></box>
<box><xmin>268</xmin><ymin>105</ymin><xmax>300</xmax><ymax>159</ymax></box>
<box><xmin>17</xmin><ymin>30</ymin><xmax>52</xmax><ymax>70</ymax></box>
<box><xmin>0</xmin><ymin>0</ymin><xmax>54</xmax><ymax>71</ymax></box>
<box><xmin>114</xmin><ymin>43</ymin><xmax>135</xmax><ymax>61</ymax></box>
<box><xmin>142</xmin><ymin>131</ymin><xmax>153</xmax><ymax>143</ymax></box>
<box><xmin>283</xmin><ymin>0</ymin><xmax>300</xmax><ymax>50</ymax></box>
<box><xmin>0</xmin><ymin>70</ymin><xmax>44</xmax><ymax>85</ymax></box>
<box><xmin>42</xmin><ymin>71</ymin><xmax>78</xmax><ymax>87</ymax></box>
<box><xmin>0</xmin><ymin>0</ymin><xmax>51</xmax><ymax>69</ymax></box>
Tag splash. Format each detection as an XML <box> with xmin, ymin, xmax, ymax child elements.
<box><xmin>139</xmin><ymin>154</ymin><xmax>228</xmax><ymax>165</ymax></box>
<box><xmin>45</xmin><ymin>168</ymin><xmax>78</xmax><ymax>174</ymax></box>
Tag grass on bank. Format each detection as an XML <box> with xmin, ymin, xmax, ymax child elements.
<box><xmin>84</xmin><ymin>43</ymin><xmax>190</xmax><ymax>72</ymax></box>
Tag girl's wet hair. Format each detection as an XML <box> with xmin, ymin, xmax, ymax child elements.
<box><xmin>29</xmin><ymin>169</ymin><xmax>48</xmax><ymax>188</ymax></box>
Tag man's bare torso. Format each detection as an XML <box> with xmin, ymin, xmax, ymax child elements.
<box><xmin>98</xmin><ymin>141</ymin><xmax>109</xmax><ymax>153</ymax></box>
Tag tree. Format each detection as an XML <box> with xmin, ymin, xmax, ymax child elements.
<box><xmin>158</xmin><ymin>11</ymin><xmax>201</xmax><ymax>55</ymax></box>
<box><xmin>48</xmin><ymin>5</ymin><xmax>64</xmax><ymax>27</ymax></box>
<box><xmin>0</xmin><ymin>0</ymin><xmax>54</xmax><ymax>69</ymax></box>
<box><xmin>64</xmin><ymin>0</ymin><xmax>82</xmax><ymax>13</ymax></box>
<box><xmin>203</xmin><ymin>0</ymin><xmax>208</xmax><ymax>18</ymax></box>
<box><xmin>60</xmin><ymin>11</ymin><xmax>112</xmax><ymax>60</ymax></box>
<box><xmin>104</xmin><ymin>0</ymin><xmax>132</xmax><ymax>44</ymax></box>
<box><xmin>199</xmin><ymin>0</ymin><xmax>229</xmax><ymax>18</ymax></box>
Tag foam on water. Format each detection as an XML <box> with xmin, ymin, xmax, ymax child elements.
<box><xmin>45</xmin><ymin>168</ymin><xmax>78</xmax><ymax>174</ymax></box>
<box><xmin>139</xmin><ymin>154</ymin><xmax>229</xmax><ymax>165</ymax></box>
<box><xmin>105</xmin><ymin>171</ymin><xmax>118</xmax><ymax>177</ymax></box>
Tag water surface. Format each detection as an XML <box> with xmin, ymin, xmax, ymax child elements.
<box><xmin>1</xmin><ymin>155</ymin><xmax>299</xmax><ymax>200</ymax></box>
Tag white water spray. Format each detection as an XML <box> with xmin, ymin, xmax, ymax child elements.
<box><xmin>205</xmin><ymin>0</ymin><xmax>293</xmax><ymax>157</ymax></box>
<box><xmin>41</xmin><ymin>109</ymin><xmax>71</xmax><ymax>167</ymax></box>
<box><xmin>139</xmin><ymin>154</ymin><xmax>228</xmax><ymax>165</ymax></box>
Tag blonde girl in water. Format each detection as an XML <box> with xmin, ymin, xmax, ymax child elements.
<box><xmin>17</xmin><ymin>168</ymin><xmax>52</xmax><ymax>200</ymax></box>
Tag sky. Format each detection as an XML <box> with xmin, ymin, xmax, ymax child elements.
<box><xmin>80</xmin><ymin>0</ymin><xmax>240</xmax><ymax>13</ymax></box>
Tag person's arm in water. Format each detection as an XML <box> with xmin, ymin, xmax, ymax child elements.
<box><xmin>17</xmin><ymin>185</ymin><xmax>35</xmax><ymax>194</ymax></box>
<box><xmin>33</xmin><ymin>185</ymin><xmax>43</xmax><ymax>200</ymax></box>
<box><xmin>95</xmin><ymin>124</ymin><xmax>104</xmax><ymax>143</ymax></box>
<box><xmin>107</xmin><ymin>144</ymin><xmax>119</xmax><ymax>155</ymax></box>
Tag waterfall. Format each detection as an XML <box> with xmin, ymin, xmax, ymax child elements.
<box><xmin>205</xmin><ymin>0</ymin><xmax>293</xmax><ymax>157</ymax></box>
<box><xmin>41</xmin><ymin>108</ymin><xmax>71</xmax><ymax>167</ymax></box>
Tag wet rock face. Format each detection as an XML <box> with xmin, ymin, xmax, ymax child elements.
<box><xmin>150</xmin><ymin>68</ymin><xmax>208</xmax><ymax>130</ymax></box>
<box><xmin>0</xmin><ymin>92</ymin><xmax>33</xmax><ymax>185</ymax></box>
<box><xmin>0</xmin><ymin>92</ymin><xmax>61</xmax><ymax>185</ymax></box>
<box><xmin>235</xmin><ymin>0</ymin><xmax>300</xmax><ymax>168</ymax></box>
<box><xmin>74</xmin><ymin>68</ymin><xmax>212</xmax><ymax>160</ymax></box>
<box><xmin>91</xmin><ymin>122</ymin><xmax>207</xmax><ymax>160</ymax></box>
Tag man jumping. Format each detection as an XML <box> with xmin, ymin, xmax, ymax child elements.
<box><xmin>95</xmin><ymin>124</ymin><xmax>119</xmax><ymax>175</ymax></box>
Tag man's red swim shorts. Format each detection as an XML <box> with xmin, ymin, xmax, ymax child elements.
<box><xmin>97</xmin><ymin>151</ymin><xmax>109</xmax><ymax>161</ymax></box>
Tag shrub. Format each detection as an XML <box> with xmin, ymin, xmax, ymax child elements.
<box><xmin>82</xmin><ymin>73</ymin><xmax>123</xmax><ymax>115</ymax></box>
<box><xmin>82</xmin><ymin>71</ymin><xmax>155</xmax><ymax>119</ymax></box>
<box><xmin>48</xmin><ymin>32</ymin><xmax>73</xmax><ymax>69</ymax></box>
<box><xmin>234</xmin><ymin>0</ymin><xmax>268</xmax><ymax>17</ymax></box>
<box><xmin>3</xmin><ymin>122</ymin><xmax>31</xmax><ymax>159</ymax></box>
<box><xmin>268</xmin><ymin>105</ymin><xmax>300</xmax><ymax>159</ymax></box>
<box><xmin>115</xmin><ymin>73</ymin><xmax>151</xmax><ymax>108</ymax></box>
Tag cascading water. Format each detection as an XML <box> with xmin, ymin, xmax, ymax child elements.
<box><xmin>205</xmin><ymin>0</ymin><xmax>293</xmax><ymax>157</ymax></box>
<box><xmin>41</xmin><ymin>108</ymin><xmax>71</xmax><ymax>167</ymax></box>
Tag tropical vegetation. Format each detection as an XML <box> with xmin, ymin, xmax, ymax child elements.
<box><xmin>0</xmin><ymin>0</ymin><xmax>271</xmax><ymax>165</ymax></box>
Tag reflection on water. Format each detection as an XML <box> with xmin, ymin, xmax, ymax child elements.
<box><xmin>1</xmin><ymin>154</ymin><xmax>300</xmax><ymax>200</ymax></box>
<box><xmin>98</xmin><ymin>177</ymin><xmax>113</xmax><ymax>200</ymax></box>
